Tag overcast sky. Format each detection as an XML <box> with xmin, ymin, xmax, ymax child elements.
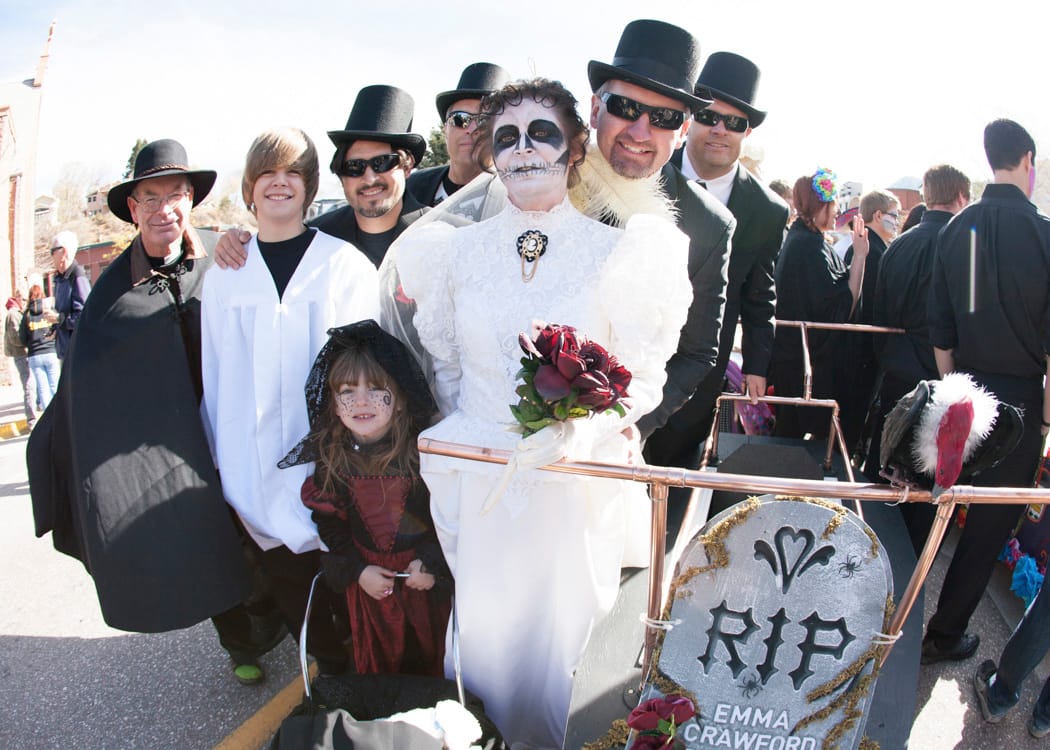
<box><xmin>3</xmin><ymin>0</ymin><xmax>1047</xmax><ymax>202</ymax></box>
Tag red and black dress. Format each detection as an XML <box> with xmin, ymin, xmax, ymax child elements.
<box><xmin>302</xmin><ymin>468</ymin><xmax>451</xmax><ymax>676</ymax></box>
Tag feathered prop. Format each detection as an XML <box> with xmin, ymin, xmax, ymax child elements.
<box><xmin>569</xmin><ymin>143</ymin><xmax>678</xmax><ymax>228</ymax></box>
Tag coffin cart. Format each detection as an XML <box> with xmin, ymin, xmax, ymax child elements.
<box><xmin>418</xmin><ymin>320</ymin><xmax>1050</xmax><ymax>750</ymax></box>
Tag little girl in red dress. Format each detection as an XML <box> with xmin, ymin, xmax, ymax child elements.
<box><xmin>280</xmin><ymin>319</ymin><xmax>450</xmax><ymax>676</ymax></box>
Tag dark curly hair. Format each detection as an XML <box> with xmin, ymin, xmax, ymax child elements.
<box><xmin>472</xmin><ymin>77</ymin><xmax>589</xmax><ymax>188</ymax></box>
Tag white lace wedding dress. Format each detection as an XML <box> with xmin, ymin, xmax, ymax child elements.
<box><xmin>395</xmin><ymin>197</ymin><xmax>690</xmax><ymax>749</ymax></box>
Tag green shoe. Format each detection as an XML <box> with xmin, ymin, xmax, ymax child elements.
<box><xmin>233</xmin><ymin>661</ymin><xmax>264</xmax><ymax>685</ymax></box>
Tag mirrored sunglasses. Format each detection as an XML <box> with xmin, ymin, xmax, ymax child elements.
<box><xmin>445</xmin><ymin>111</ymin><xmax>485</xmax><ymax>129</ymax></box>
<box><xmin>335</xmin><ymin>153</ymin><xmax>402</xmax><ymax>178</ymax></box>
<box><xmin>600</xmin><ymin>93</ymin><xmax>686</xmax><ymax>131</ymax></box>
<box><xmin>694</xmin><ymin>109</ymin><xmax>749</xmax><ymax>133</ymax></box>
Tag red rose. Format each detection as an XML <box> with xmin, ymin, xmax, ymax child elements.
<box><xmin>627</xmin><ymin>697</ymin><xmax>696</xmax><ymax>731</ymax></box>
<box><xmin>573</xmin><ymin>370</ymin><xmax>617</xmax><ymax>411</ymax></box>
<box><xmin>519</xmin><ymin>332</ymin><xmax>542</xmax><ymax>359</ymax></box>
<box><xmin>534</xmin><ymin>364</ymin><xmax>572</xmax><ymax>401</ymax></box>
<box><xmin>579</xmin><ymin>341</ymin><xmax>610</xmax><ymax>373</ymax></box>
<box><xmin>533</xmin><ymin>324</ymin><xmax>575</xmax><ymax>359</ymax></box>
<box><xmin>606</xmin><ymin>354</ymin><xmax>632</xmax><ymax>397</ymax></box>
<box><xmin>631</xmin><ymin>735</ymin><xmax>682</xmax><ymax>750</ymax></box>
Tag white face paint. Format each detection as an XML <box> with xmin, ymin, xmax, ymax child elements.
<box><xmin>334</xmin><ymin>375</ymin><xmax>395</xmax><ymax>444</ymax></box>
<box><xmin>491</xmin><ymin>98</ymin><xmax>570</xmax><ymax>211</ymax></box>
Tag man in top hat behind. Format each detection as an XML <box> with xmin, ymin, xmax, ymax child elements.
<box><xmin>26</xmin><ymin>139</ymin><xmax>283</xmax><ymax>680</ymax></box>
<box><xmin>216</xmin><ymin>84</ymin><xmax>428</xmax><ymax>270</ymax></box>
<box><xmin>407</xmin><ymin>62</ymin><xmax>510</xmax><ymax>208</ymax></box>
<box><xmin>586</xmin><ymin>20</ymin><xmax>735</xmax><ymax>446</ymax></box>
<box><xmin>653</xmin><ymin>51</ymin><xmax>789</xmax><ymax>489</ymax></box>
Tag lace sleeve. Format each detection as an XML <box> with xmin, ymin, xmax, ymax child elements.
<box><xmin>390</xmin><ymin>222</ymin><xmax>462</xmax><ymax>414</ymax></box>
<box><xmin>600</xmin><ymin>214</ymin><xmax>692</xmax><ymax>420</ymax></box>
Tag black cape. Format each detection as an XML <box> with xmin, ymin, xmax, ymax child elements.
<box><xmin>27</xmin><ymin>231</ymin><xmax>251</xmax><ymax>633</ymax></box>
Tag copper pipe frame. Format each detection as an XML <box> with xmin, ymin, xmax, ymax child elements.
<box><xmin>419</xmin><ymin>437</ymin><xmax>1049</xmax><ymax>677</ymax></box>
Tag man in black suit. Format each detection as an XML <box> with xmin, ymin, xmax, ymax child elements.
<box><xmin>587</xmin><ymin>20</ymin><xmax>735</xmax><ymax>440</ymax></box>
<box><xmin>647</xmin><ymin>51</ymin><xmax>788</xmax><ymax>479</ymax></box>
<box><xmin>407</xmin><ymin>62</ymin><xmax>509</xmax><ymax>209</ymax></box>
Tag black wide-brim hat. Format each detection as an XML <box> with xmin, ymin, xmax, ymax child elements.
<box><xmin>695</xmin><ymin>51</ymin><xmax>767</xmax><ymax>128</ymax></box>
<box><xmin>279</xmin><ymin>319</ymin><xmax>438</xmax><ymax>469</ymax></box>
<box><xmin>106</xmin><ymin>139</ymin><xmax>217</xmax><ymax>224</ymax></box>
<box><xmin>588</xmin><ymin>19</ymin><xmax>710</xmax><ymax>112</ymax></box>
<box><xmin>435</xmin><ymin>62</ymin><xmax>511</xmax><ymax>119</ymax></box>
<box><xmin>327</xmin><ymin>85</ymin><xmax>427</xmax><ymax>167</ymax></box>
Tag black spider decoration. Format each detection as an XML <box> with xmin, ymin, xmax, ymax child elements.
<box><xmin>738</xmin><ymin>672</ymin><xmax>762</xmax><ymax>699</ymax></box>
<box><xmin>838</xmin><ymin>554</ymin><xmax>861</xmax><ymax>579</ymax></box>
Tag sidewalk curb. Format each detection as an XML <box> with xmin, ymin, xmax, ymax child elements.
<box><xmin>0</xmin><ymin>418</ymin><xmax>29</xmax><ymax>440</ymax></box>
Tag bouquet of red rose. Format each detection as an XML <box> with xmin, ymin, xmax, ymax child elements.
<box><xmin>510</xmin><ymin>323</ymin><xmax>631</xmax><ymax>436</ymax></box>
<box><xmin>626</xmin><ymin>696</ymin><xmax>696</xmax><ymax>749</ymax></box>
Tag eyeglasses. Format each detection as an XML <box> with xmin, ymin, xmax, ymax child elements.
<box><xmin>335</xmin><ymin>153</ymin><xmax>402</xmax><ymax>178</ymax></box>
<box><xmin>694</xmin><ymin>109</ymin><xmax>750</xmax><ymax>133</ymax></box>
<box><xmin>884</xmin><ymin>211</ymin><xmax>900</xmax><ymax>220</ymax></box>
<box><xmin>130</xmin><ymin>190</ymin><xmax>191</xmax><ymax>213</ymax></box>
<box><xmin>445</xmin><ymin>111</ymin><xmax>485</xmax><ymax>129</ymax></box>
<box><xmin>600</xmin><ymin>92</ymin><xmax>687</xmax><ymax>131</ymax></box>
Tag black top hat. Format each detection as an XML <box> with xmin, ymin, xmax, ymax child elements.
<box><xmin>327</xmin><ymin>85</ymin><xmax>427</xmax><ymax>167</ymax></box>
<box><xmin>588</xmin><ymin>19</ymin><xmax>710</xmax><ymax>112</ymax></box>
<box><xmin>695</xmin><ymin>51</ymin><xmax>767</xmax><ymax>128</ymax></box>
<box><xmin>106</xmin><ymin>139</ymin><xmax>217</xmax><ymax>223</ymax></box>
<box><xmin>435</xmin><ymin>62</ymin><xmax>511</xmax><ymax>119</ymax></box>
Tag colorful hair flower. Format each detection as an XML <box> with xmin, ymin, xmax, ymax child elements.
<box><xmin>811</xmin><ymin>167</ymin><xmax>837</xmax><ymax>203</ymax></box>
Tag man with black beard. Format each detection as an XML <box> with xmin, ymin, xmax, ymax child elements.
<box><xmin>586</xmin><ymin>20</ymin><xmax>733</xmax><ymax>461</ymax></box>
<box><xmin>216</xmin><ymin>85</ymin><xmax>428</xmax><ymax>269</ymax></box>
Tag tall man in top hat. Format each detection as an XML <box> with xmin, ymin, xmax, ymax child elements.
<box><xmin>922</xmin><ymin>119</ymin><xmax>1050</xmax><ymax>665</ymax></box>
<box><xmin>216</xmin><ymin>84</ymin><xmax>428</xmax><ymax>269</ymax></box>
<box><xmin>407</xmin><ymin>62</ymin><xmax>510</xmax><ymax>208</ymax></box>
<box><xmin>656</xmin><ymin>51</ymin><xmax>788</xmax><ymax>479</ymax></box>
<box><xmin>26</xmin><ymin>140</ymin><xmax>260</xmax><ymax>650</ymax></box>
<box><xmin>586</xmin><ymin>20</ymin><xmax>734</xmax><ymax>448</ymax></box>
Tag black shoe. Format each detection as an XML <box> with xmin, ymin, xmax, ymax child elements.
<box><xmin>1029</xmin><ymin>714</ymin><xmax>1050</xmax><ymax>739</ymax></box>
<box><xmin>921</xmin><ymin>632</ymin><xmax>980</xmax><ymax>665</ymax></box>
<box><xmin>973</xmin><ymin>660</ymin><xmax>1009</xmax><ymax>723</ymax></box>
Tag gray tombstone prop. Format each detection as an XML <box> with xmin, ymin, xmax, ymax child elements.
<box><xmin>628</xmin><ymin>495</ymin><xmax>892</xmax><ymax>750</ymax></box>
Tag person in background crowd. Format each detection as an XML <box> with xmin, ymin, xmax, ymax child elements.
<box><xmin>769</xmin><ymin>169</ymin><xmax>868</xmax><ymax>440</ymax></box>
<box><xmin>5</xmin><ymin>288</ymin><xmax>35</xmax><ymax>427</ymax></box>
<box><xmin>901</xmin><ymin>202</ymin><xmax>927</xmax><ymax>232</ymax></box>
<box><xmin>19</xmin><ymin>284</ymin><xmax>58</xmax><ymax>413</ymax></box>
<box><xmin>922</xmin><ymin>119</ymin><xmax>1050</xmax><ymax>665</ymax></box>
<box><xmin>867</xmin><ymin>165</ymin><xmax>970</xmax><ymax>553</ymax></box>
<box><xmin>47</xmin><ymin>230</ymin><xmax>90</xmax><ymax>360</ymax></box>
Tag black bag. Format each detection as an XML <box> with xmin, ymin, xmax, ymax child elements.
<box><xmin>269</xmin><ymin>573</ymin><xmax>505</xmax><ymax>750</ymax></box>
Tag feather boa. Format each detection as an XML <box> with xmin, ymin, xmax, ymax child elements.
<box><xmin>911</xmin><ymin>372</ymin><xmax>999</xmax><ymax>475</ymax></box>
<box><xmin>569</xmin><ymin>143</ymin><xmax>678</xmax><ymax>228</ymax></box>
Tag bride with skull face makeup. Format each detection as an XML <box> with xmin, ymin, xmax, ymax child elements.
<box><xmin>391</xmin><ymin>79</ymin><xmax>691</xmax><ymax>749</ymax></box>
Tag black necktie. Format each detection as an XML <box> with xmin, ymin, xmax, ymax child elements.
<box><xmin>698</xmin><ymin>181</ymin><xmax>708</xmax><ymax>190</ymax></box>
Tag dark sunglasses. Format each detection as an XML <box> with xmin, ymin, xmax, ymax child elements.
<box><xmin>334</xmin><ymin>153</ymin><xmax>402</xmax><ymax>178</ymax></box>
<box><xmin>600</xmin><ymin>92</ymin><xmax>687</xmax><ymax>131</ymax></box>
<box><xmin>694</xmin><ymin>109</ymin><xmax>749</xmax><ymax>133</ymax></box>
<box><xmin>445</xmin><ymin>111</ymin><xmax>485</xmax><ymax>129</ymax></box>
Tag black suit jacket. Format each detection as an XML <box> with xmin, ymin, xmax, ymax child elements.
<box><xmin>659</xmin><ymin>157</ymin><xmax>788</xmax><ymax>441</ymax></box>
<box><xmin>309</xmin><ymin>192</ymin><xmax>429</xmax><ymax>267</ymax></box>
<box><xmin>406</xmin><ymin>165</ymin><xmax>450</xmax><ymax>208</ymax></box>
<box><xmin>636</xmin><ymin>162</ymin><xmax>734</xmax><ymax>437</ymax></box>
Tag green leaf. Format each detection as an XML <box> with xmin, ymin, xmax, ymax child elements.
<box><xmin>567</xmin><ymin>407</ymin><xmax>589</xmax><ymax>419</ymax></box>
<box><xmin>524</xmin><ymin>417</ymin><xmax>558</xmax><ymax>431</ymax></box>
<box><xmin>519</xmin><ymin>403</ymin><xmax>544</xmax><ymax>422</ymax></box>
<box><xmin>554</xmin><ymin>401</ymin><xmax>570</xmax><ymax>420</ymax></box>
<box><xmin>611</xmin><ymin>402</ymin><xmax>626</xmax><ymax>418</ymax></box>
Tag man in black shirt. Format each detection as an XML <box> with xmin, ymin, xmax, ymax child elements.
<box><xmin>867</xmin><ymin>164</ymin><xmax>971</xmax><ymax>550</ymax></box>
<box><xmin>922</xmin><ymin>119</ymin><xmax>1050</xmax><ymax>665</ymax></box>
<box><xmin>407</xmin><ymin>62</ymin><xmax>509</xmax><ymax>208</ymax></box>
<box><xmin>216</xmin><ymin>85</ymin><xmax>428</xmax><ymax>269</ymax></box>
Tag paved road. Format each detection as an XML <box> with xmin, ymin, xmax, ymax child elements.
<box><xmin>1</xmin><ymin>378</ymin><xmax>1049</xmax><ymax>749</ymax></box>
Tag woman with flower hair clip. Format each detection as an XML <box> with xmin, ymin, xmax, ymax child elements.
<box><xmin>769</xmin><ymin>168</ymin><xmax>869</xmax><ymax>439</ymax></box>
